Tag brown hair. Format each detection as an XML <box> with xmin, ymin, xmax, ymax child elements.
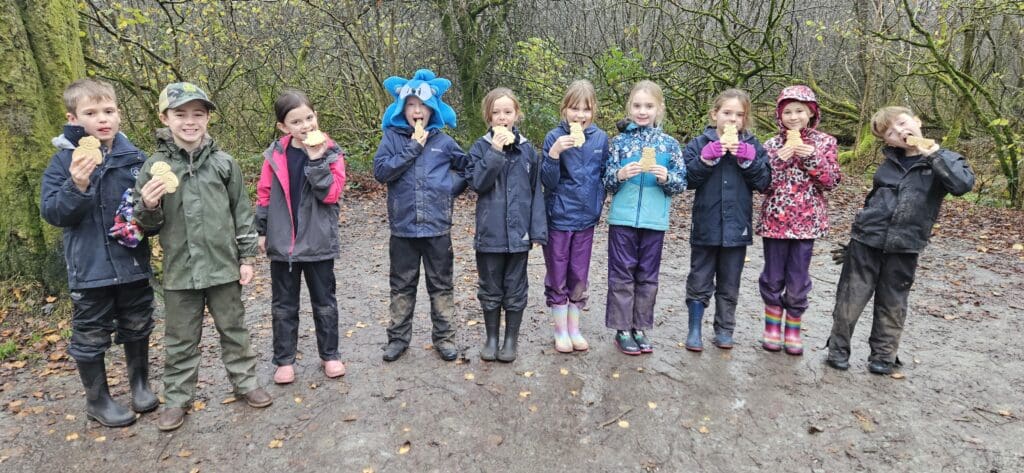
<box><xmin>870</xmin><ymin>106</ymin><xmax>916</xmax><ymax>138</ymax></box>
<box><xmin>274</xmin><ymin>89</ymin><xmax>315</xmax><ymax>124</ymax></box>
<box><xmin>710</xmin><ymin>88</ymin><xmax>752</xmax><ymax>133</ymax></box>
<box><xmin>627</xmin><ymin>80</ymin><xmax>666</xmax><ymax>127</ymax></box>
<box><xmin>560</xmin><ymin>80</ymin><xmax>597</xmax><ymax>122</ymax></box>
<box><xmin>63</xmin><ymin>79</ymin><xmax>117</xmax><ymax>114</ymax></box>
<box><xmin>481</xmin><ymin>87</ymin><xmax>521</xmax><ymax>125</ymax></box>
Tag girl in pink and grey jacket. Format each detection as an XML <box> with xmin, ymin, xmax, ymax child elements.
<box><xmin>755</xmin><ymin>85</ymin><xmax>841</xmax><ymax>355</ymax></box>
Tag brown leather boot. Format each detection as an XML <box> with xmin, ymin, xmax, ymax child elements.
<box><xmin>242</xmin><ymin>388</ymin><xmax>273</xmax><ymax>408</ymax></box>
<box><xmin>156</xmin><ymin>407</ymin><xmax>186</xmax><ymax>431</ymax></box>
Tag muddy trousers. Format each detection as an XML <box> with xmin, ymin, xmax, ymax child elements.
<box><xmin>162</xmin><ymin>282</ymin><xmax>259</xmax><ymax>408</ymax></box>
<box><xmin>686</xmin><ymin>245</ymin><xmax>747</xmax><ymax>337</ymax></box>
<box><xmin>827</xmin><ymin>240</ymin><xmax>919</xmax><ymax>364</ymax></box>
<box><xmin>477</xmin><ymin>251</ymin><xmax>529</xmax><ymax>312</ymax></box>
<box><xmin>68</xmin><ymin>279</ymin><xmax>155</xmax><ymax>363</ymax></box>
<box><xmin>542</xmin><ymin>227</ymin><xmax>596</xmax><ymax>308</ymax></box>
<box><xmin>759</xmin><ymin>238</ymin><xmax>814</xmax><ymax>317</ymax></box>
<box><xmin>270</xmin><ymin>260</ymin><xmax>339</xmax><ymax>366</ymax></box>
<box><xmin>386</xmin><ymin>235</ymin><xmax>456</xmax><ymax>349</ymax></box>
<box><xmin>605</xmin><ymin>225</ymin><xmax>664</xmax><ymax>331</ymax></box>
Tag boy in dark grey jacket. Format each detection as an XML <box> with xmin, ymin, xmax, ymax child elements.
<box><xmin>826</xmin><ymin>106</ymin><xmax>975</xmax><ymax>375</ymax></box>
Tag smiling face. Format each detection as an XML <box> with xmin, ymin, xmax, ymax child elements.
<box><xmin>712</xmin><ymin>98</ymin><xmax>747</xmax><ymax>135</ymax></box>
<box><xmin>881</xmin><ymin>113</ymin><xmax>924</xmax><ymax>149</ymax></box>
<box><xmin>780</xmin><ymin>101</ymin><xmax>811</xmax><ymax>131</ymax></box>
<box><xmin>403</xmin><ymin>96</ymin><xmax>432</xmax><ymax>128</ymax></box>
<box><xmin>68</xmin><ymin>97</ymin><xmax>121</xmax><ymax>148</ymax></box>
<box><xmin>629</xmin><ymin>90</ymin><xmax>659</xmax><ymax>127</ymax></box>
<box><xmin>563</xmin><ymin>99</ymin><xmax>594</xmax><ymax>129</ymax></box>
<box><xmin>159</xmin><ymin>100</ymin><xmax>210</xmax><ymax>152</ymax></box>
<box><xmin>276</xmin><ymin>104</ymin><xmax>319</xmax><ymax>146</ymax></box>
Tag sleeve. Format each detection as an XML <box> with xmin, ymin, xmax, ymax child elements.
<box><xmin>658</xmin><ymin>139</ymin><xmax>687</xmax><ymax>196</ymax></box>
<box><xmin>40</xmin><ymin>152</ymin><xmax>94</xmax><ymax>227</ymax></box>
<box><xmin>448</xmin><ymin>139</ymin><xmax>470</xmax><ymax>197</ymax></box>
<box><xmin>529</xmin><ymin>146</ymin><xmax>548</xmax><ymax>245</ymax></box>
<box><xmin>467</xmin><ymin>140</ymin><xmax>504</xmax><ymax>194</ymax></box>
<box><xmin>255</xmin><ymin>157</ymin><xmax>273</xmax><ymax>235</ymax></box>
<box><xmin>308</xmin><ymin>143</ymin><xmax>347</xmax><ymax>204</ymax></box>
<box><xmin>740</xmin><ymin>140</ymin><xmax>772</xmax><ymax>192</ymax></box>
<box><xmin>373</xmin><ymin>131</ymin><xmax>420</xmax><ymax>183</ymax></box>
<box><xmin>684</xmin><ymin>138</ymin><xmax>714</xmax><ymax>190</ymax></box>
<box><xmin>540</xmin><ymin>130</ymin><xmax>561</xmax><ymax>190</ymax></box>
<box><xmin>227</xmin><ymin>158</ymin><xmax>259</xmax><ymax>262</ymax></box>
<box><xmin>132</xmin><ymin>160</ymin><xmax>164</xmax><ymax>232</ymax></box>
<box><xmin>602</xmin><ymin>138</ymin><xmax>624</xmax><ymax>193</ymax></box>
<box><xmin>799</xmin><ymin>135</ymin><xmax>841</xmax><ymax>191</ymax></box>
<box><xmin>928</xmin><ymin>148</ymin><xmax>975</xmax><ymax>196</ymax></box>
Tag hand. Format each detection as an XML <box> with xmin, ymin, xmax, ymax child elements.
<box><xmin>734</xmin><ymin>142</ymin><xmax>756</xmax><ymax>163</ymax></box>
<box><xmin>491</xmin><ymin>131</ymin><xmax>511</xmax><ymax>151</ymax></box>
<box><xmin>548</xmin><ymin>135</ymin><xmax>575</xmax><ymax>159</ymax></box>
<box><xmin>700</xmin><ymin>141</ymin><xmax>724</xmax><ymax>160</ymax></box>
<box><xmin>650</xmin><ymin>164</ymin><xmax>669</xmax><ymax>183</ymax></box>
<box><xmin>617</xmin><ymin>162</ymin><xmax>642</xmax><ymax>181</ymax></box>
<box><xmin>721</xmin><ymin>140</ymin><xmax>739</xmax><ymax>155</ymax></box>
<box><xmin>830</xmin><ymin>242</ymin><xmax>847</xmax><ymax>265</ymax></box>
<box><xmin>307</xmin><ymin>141</ymin><xmax>327</xmax><ymax>161</ymax></box>
<box><xmin>413</xmin><ymin>131</ymin><xmax>428</xmax><ymax>147</ymax></box>
<box><xmin>922</xmin><ymin>143</ymin><xmax>941</xmax><ymax>157</ymax></box>
<box><xmin>239</xmin><ymin>264</ymin><xmax>254</xmax><ymax>285</ymax></box>
<box><xmin>776</xmin><ymin>146</ymin><xmax>795</xmax><ymax>161</ymax></box>
<box><xmin>69</xmin><ymin>156</ymin><xmax>98</xmax><ymax>193</ymax></box>
<box><xmin>258</xmin><ymin>236</ymin><xmax>266</xmax><ymax>254</ymax></box>
<box><xmin>140</xmin><ymin>178</ymin><xmax>167</xmax><ymax>209</ymax></box>
<box><xmin>794</xmin><ymin>143</ymin><xmax>815</xmax><ymax>158</ymax></box>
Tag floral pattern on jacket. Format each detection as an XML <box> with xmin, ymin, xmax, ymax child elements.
<box><xmin>756</xmin><ymin>128</ymin><xmax>841</xmax><ymax>239</ymax></box>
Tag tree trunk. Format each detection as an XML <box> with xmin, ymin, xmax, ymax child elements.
<box><xmin>851</xmin><ymin>0</ymin><xmax>886</xmax><ymax>162</ymax></box>
<box><xmin>0</xmin><ymin>0</ymin><xmax>85</xmax><ymax>288</ymax></box>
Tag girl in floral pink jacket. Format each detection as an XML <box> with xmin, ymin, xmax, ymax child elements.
<box><xmin>756</xmin><ymin>85</ymin><xmax>841</xmax><ymax>355</ymax></box>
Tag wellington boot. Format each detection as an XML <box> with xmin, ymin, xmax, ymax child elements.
<box><xmin>77</xmin><ymin>358</ymin><xmax>136</xmax><ymax>427</ymax></box>
<box><xmin>497</xmin><ymin>310</ymin><xmax>523</xmax><ymax>362</ymax></box>
<box><xmin>480</xmin><ymin>308</ymin><xmax>501</xmax><ymax>361</ymax></box>
<box><xmin>124</xmin><ymin>341</ymin><xmax>159</xmax><ymax>413</ymax></box>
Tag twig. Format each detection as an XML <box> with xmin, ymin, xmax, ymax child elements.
<box><xmin>599</xmin><ymin>407</ymin><xmax>634</xmax><ymax>428</ymax></box>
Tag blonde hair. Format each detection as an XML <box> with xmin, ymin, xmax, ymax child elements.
<box><xmin>63</xmin><ymin>78</ymin><xmax>117</xmax><ymax>114</ymax></box>
<box><xmin>627</xmin><ymin>80</ymin><xmax>665</xmax><ymax>127</ymax></box>
<box><xmin>710</xmin><ymin>88</ymin><xmax>752</xmax><ymax>132</ymax></box>
<box><xmin>560</xmin><ymin>80</ymin><xmax>597</xmax><ymax>122</ymax></box>
<box><xmin>870</xmin><ymin>106</ymin><xmax>916</xmax><ymax>138</ymax></box>
<box><xmin>481</xmin><ymin>87</ymin><xmax>521</xmax><ymax>125</ymax></box>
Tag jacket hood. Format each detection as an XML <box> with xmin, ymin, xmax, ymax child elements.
<box><xmin>380</xmin><ymin>69</ymin><xmax>457</xmax><ymax>131</ymax></box>
<box><xmin>52</xmin><ymin>124</ymin><xmax>139</xmax><ymax>156</ymax></box>
<box><xmin>775</xmin><ymin>85</ymin><xmax>820</xmax><ymax>133</ymax></box>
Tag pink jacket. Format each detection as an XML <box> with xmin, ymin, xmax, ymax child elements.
<box><xmin>756</xmin><ymin>128</ymin><xmax>841</xmax><ymax>239</ymax></box>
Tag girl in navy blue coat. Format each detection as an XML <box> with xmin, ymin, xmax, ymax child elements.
<box><xmin>540</xmin><ymin>80</ymin><xmax>609</xmax><ymax>354</ymax></box>
<box><xmin>682</xmin><ymin>89</ymin><xmax>771</xmax><ymax>352</ymax></box>
<box><xmin>467</xmin><ymin>87</ymin><xmax>548</xmax><ymax>363</ymax></box>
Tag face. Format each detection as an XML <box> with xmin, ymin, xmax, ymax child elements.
<box><xmin>489</xmin><ymin>96</ymin><xmax>519</xmax><ymax>127</ymax></box>
<box><xmin>159</xmin><ymin>100</ymin><xmax>210</xmax><ymax>151</ymax></box>
<box><xmin>780</xmin><ymin>102</ymin><xmax>812</xmax><ymax>131</ymax></box>
<box><xmin>403</xmin><ymin>96</ymin><xmax>432</xmax><ymax>127</ymax></box>
<box><xmin>564</xmin><ymin>99</ymin><xmax>593</xmax><ymax>128</ymax></box>
<box><xmin>628</xmin><ymin>90</ymin><xmax>659</xmax><ymax>127</ymax></box>
<box><xmin>277</xmin><ymin>105</ymin><xmax>318</xmax><ymax>145</ymax></box>
<box><xmin>712</xmin><ymin>98</ymin><xmax>747</xmax><ymax>133</ymax></box>
<box><xmin>68</xmin><ymin>97</ymin><xmax>121</xmax><ymax>147</ymax></box>
<box><xmin>882</xmin><ymin>113</ymin><xmax>923</xmax><ymax>148</ymax></box>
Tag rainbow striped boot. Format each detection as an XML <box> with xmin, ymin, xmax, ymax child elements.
<box><xmin>783</xmin><ymin>310</ymin><xmax>804</xmax><ymax>356</ymax></box>
<box><xmin>761</xmin><ymin>305</ymin><xmax>783</xmax><ymax>352</ymax></box>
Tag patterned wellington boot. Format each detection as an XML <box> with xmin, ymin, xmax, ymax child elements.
<box><xmin>552</xmin><ymin>305</ymin><xmax>572</xmax><ymax>353</ymax></box>
<box><xmin>761</xmin><ymin>305</ymin><xmax>783</xmax><ymax>352</ymax></box>
<box><xmin>783</xmin><ymin>311</ymin><xmax>804</xmax><ymax>356</ymax></box>
<box><xmin>566</xmin><ymin>303</ymin><xmax>589</xmax><ymax>351</ymax></box>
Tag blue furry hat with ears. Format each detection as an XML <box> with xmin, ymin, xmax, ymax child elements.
<box><xmin>380</xmin><ymin>69</ymin><xmax>458</xmax><ymax>131</ymax></box>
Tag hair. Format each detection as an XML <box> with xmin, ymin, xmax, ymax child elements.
<box><xmin>481</xmin><ymin>87</ymin><xmax>521</xmax><ymax>125</ymax></box>
<box><xmin>274</xmin><ymin>89</ymin><xmax>315</xmax><ymax>124</ymax></box>
<box><xmin>63</xmin><ymin>79</ymin><xmax>117</xmax><ymax>114</ymax></box>
<box><xmin>710</xmin><ymin>88</ymin><xmax>753</xmax><ymax>132</ymax></box>
<box><xmin>626</xmin><ymin>80</ymin><xmax>666</xmax><ymax>127</ymax></box>
<box><xmin>870</xmin><ymin>106</ymin><xmax>916</xmax><ymax>138</ymax></box>
<box><xmin>560</xmin><ymin>80</ymin><xmax>598</xmax><ymax>121</ymax></box>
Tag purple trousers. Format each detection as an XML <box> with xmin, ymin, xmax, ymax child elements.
<box><xmin>543</xmin><ymin>227</ymin><xmax>596</xmax><ymax>307</ymax></box>
<box><xmin>758</xmin><ymin>238</ymin><xmax>814</xmax><ymax>316</ymax></box>
<box><xmin>605</xmin><ymin>225</ymin><xmax>664</xmax><ymax>331</ymax></box>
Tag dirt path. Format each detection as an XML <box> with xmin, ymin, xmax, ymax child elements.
<box><xmin>2</xmin><ymin>186</ymin><xmax>1023</xmax><ymax>472</ymax></box>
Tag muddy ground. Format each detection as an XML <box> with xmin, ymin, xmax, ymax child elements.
<box><xmin>2</xmin><ymin>180</ymin><xmax>1023</xmax><ymax>473</ymax></box>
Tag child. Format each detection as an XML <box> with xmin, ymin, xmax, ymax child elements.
<box><xmin>467</xmin><ymin>88</ymin><xmax>548</xmax><ymax>362</ymax></box>
<box><xmin>602</xmin><ymin>80</ymin><xmax>686</xmax><ymax>355</ymax></box>
<box><xmin>682</xmin><ymin>88</ymin><xmax>771</xmax><ymax>352</ymax></box>
<box><xmin>40</xmin><ymin>79</ymin><xmax>157</xmax><ymax>427</ymax></box>
<box><xmin>541</xmin><ymin>80</ymin><xmax>609</xmax><ymax>353</ymax></box>
<box><xmin>373</xmin><ymin>69</ymin><xmax>469</xmax><ymax>362</ymax></box>
<box><xmin>255</xmin><ymin>90</ymin><xmax>347</xmax><ymax>384</ymax></box>
<box><xmin>756</xmin><ymin>85</ymin><xmax>842</xmax><ymax>355</ymax></box>
<box><xmin>825</xmin><ymin>106</ymin><xmax>974</xmax><ymax>374</ymax></box>
<box><xmin>135</xmin><ymin>82</ymin><xmax>272</xmax><ymax>431</ymax></box>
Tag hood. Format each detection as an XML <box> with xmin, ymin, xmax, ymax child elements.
<box><xmin>52</xmin><ymin>124</ymin><xmax>139</xmax><ymax>157</ymax></box>
<box><xmin>775</xmin><ymin>85</ymin><xmax>820</xmax><ymax>133</ymax></box>
<box><xmin>380</xmin><ymin>69</ymin><xmax>457</xmax><ymax>131</ymax></box>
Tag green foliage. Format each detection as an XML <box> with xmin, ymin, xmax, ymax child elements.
<box><xmin>0</xmin><ymin>340</ymin><xmax>16</xmax><ymax>360</ymax></box>
<box><xmin>500</xmin><ymin>38</ymin><xmax>569</xmax><ymax>139</ymax></box>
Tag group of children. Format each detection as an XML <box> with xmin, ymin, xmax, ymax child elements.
<box><xmin>40</xmin><ymin>68</ymin><xmax>974</xmax><ymax>432</ymax></box>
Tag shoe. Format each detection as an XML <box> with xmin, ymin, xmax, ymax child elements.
<box><xmin>685</xmin><ymin>300</ymin><xmax>704</xmax><ymax>352</ymax></box>
<box><xmin>761</xmin><ymin>306</ymin><xmax>783</xmax><ymax>352</ymax></box>
<box><xmin>497</xmin><ymin>310</ymin><xmax>523</xmax><ymax>362</ymax></box>
<box><xmin>552</xmin><ymin>305</ymin><xmax>572</xmax><ymax>353</ymax></box>
<box><xmin>632</xmin><ymin>329</ymin><xmax>653</xmax><ymax>354</ymax></box>
<box><xmin>480</xmin><ymin>308</ymin><xmax>501</xmax><ymax>361</ymax></box>
<box><xmin>156</xmin><ymin>407</ymin><xmax>186</xmax><ymax>431</ymax></box>
<box><xmin>566</xmin><ymin>303</ymin><xmax>589</xmax><ymax>351</ymax></box>
<box><xmin>273</xmin><ymin>365</ymin><xmax>295</xmax><ymax>384</ymax></box>
<box><xmin>77</xmin><ymin>358</ymin><xmax>136</xmax><ymax>427</ymax></box>
<box><xmin>437</xmin><ymin>343</ymin><xmax>458</xmax><ymax>361</ymax></box>
<box><xmin>712</xmin><ymin>331</ymin><xmax>734</xmax><ymax>349</ymax></box>
<box><xmin>825</xmin><ymin>357</ymin><xmax>850</xmax><ymax>371</ymax></box>
<box><xmin>242</xmin><ymin>388</ymin><xmax>273</xmax><ymax>408</ymax></box>
<box><xmin>382</xmin><ymin>342</ymin><xmax>407</xmax><ymax>362</ymax></box>
<box><xmin>322</xmin><ymin>360</ymin><xmax>346</xmax><ymax>378</ymax></box>
<box><xmin>124</xmin><ymin>340</ymin><xmax>159</xmax><ymax>413</ymax></box>
<box><xmin>614</xmin><ymin>330</ymin><xmax>641</xmax><ymax>355</ymax></box>
<box><xmin>783</xmin><ymin>311</ymin><xmax>804</xmax><ymax>356</ymax></box>
<box><xmin>868</xmin><ymin>360</ymin><xmax>894</xmax><ymax>375</ymax></box>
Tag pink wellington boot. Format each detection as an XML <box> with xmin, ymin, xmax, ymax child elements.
<box><xmin>566</xmin><ymin>303</ymin><xmax>589</xmax><ymax>351</ymax></box>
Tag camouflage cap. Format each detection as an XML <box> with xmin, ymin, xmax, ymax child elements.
<box><xmin>158</xmin><ymin>82</ymin><xmax>216</xmax><ymax>113</ymax></box>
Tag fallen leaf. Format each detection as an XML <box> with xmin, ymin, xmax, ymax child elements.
<box><xmin>890</xmin><ymin>373</ymin><xmax>905</xmax><ymax>380</ymax></box>
<box><xmin>807</xmin><ymin>425</ymin><xmax>824</xmax><ymax>434</ymax></box>
<box><xmin>7</xmin><ymin>360</ymin><xmax>26</xmax><ymax>369</ymax></box>
<box><xmin>8</xmin><ymin>400</ymin><xmax>24</xmax><ymax>412</ymax></box>
<box><xmin>221</xmin><ymin>397</ymin><xmax>237</xmax><ymax>404</ymax></box>
<box><xmin>46</xmin><ymin>296</ymin><xmax>57</xmax><ymax>303</ymax></box>
<box><xmin>189</xmin><ymin>468</ymin><xmax>200</xmax><ymax>473</ymax></box>
<box><xmin>519</xmin><ymin>391</ymin><xmax>531</xmax><ymax>398</ymax></box>
<box><xmin>559</xmin><ymin>368</ymin><xmax>569</xmax><ymax>375</ymax></box>
<box><xmin>355</xmin><ymin>321</ymin><xmax>368</xmax><ymax>328</ymax></box>
<box><xmin>698</xmin><ymin>426</ymin><xmax>709</xmax><ymax>434</ymax></box>
<box><xmin>570</xmin><ymin>390</ymin><xmax>578</xmax><ymax>397</ymax></box>
<box><xmin>193</xmin><ymin>400</ymin><xmax>206</xmax><ymax>411</ymax></box>
<box><xmin>618</xmin><ymin>420</ymin><xmax>629</xmax><ymax>428</ymax></box>
<box><xmin>32</xmin><ymin>391</ymin><xmax>43</xmax><ymax>398</ymax></box>
<box><xmin>611</xmin><ymin>372</ymin><xmax>619</xmax><ymax>379</ymax></box>
<box><xmin>44</xmin><ymin>334</ymin><xmax>61</xmax><ymax>344</ymax></box>
<box><xmin>397</xmin><ymin>441</ymin><xmax>411</xmax><ymax>455</ymax></box>
<box><xmin>294</xmin><ymin>397</ymin><xmax>302</xmax><ymax>404</ymax></box>
<box><xmin>487</xmin><ymin>434</ymin><xmax>503</xmax><ymax>446</ymax></box>
<box><xmin>345</xmin><ymin>330</ymin><xmax>354</xmax><ymax>338</ymax></box>
<box><xmin>268</xmin><ymin>439</ymin><xmax>283</xmax><ymax>449</ymax></box>
<box><xmin>528</xmin><ymin>405</ymin><xmax>538</xmax><ymax>412</ymax></box>
<box><xmin>343</xmin><ymin>414</ymin><xmax>358</xmax><ymax>422</ymax></box>
<box><xmin>1012</xmin><ymin>243</ymin><xmax>1023</xmax><ymax>251</ymax></box>
<box><xmin>523</xmin><ymin>371</ymin><xmax>534</xmax><ymax>378</ymax></box>
<box><xmin>48</xmin><ymin>352</ymin><xmax>65</xmax><ymax>361</ymax></box>
<box><xmin>94</xmin><ymin>436</ymin><xmax>107</xmax><ymax>443</ymax></box>
<box><xmin>648</xmin><ymin>402</ymin><xmax>657</xmax><ymax>409</ymax></box>
<box><xmin>65</xmin><ymin>414</ymin><xmax>76</xmax><ymax>421</ymax></box>
<box><xmin>363</xmin><ymin>469</ymin><xmax>375</xmax><ymax>473</ymax></box>
<box><xmin>466</xmin><ymin>320</ymin><xmax>478</xmax><ymax>326</ymax></box>
<box><xmin>464</xmin><ymin>373</ymin><xmax>475</xmax><ymax>381</ymax></box>
<box><xmin>998</xmin><ymin>410</ymin><xmax>1011</xmax><ymax>417</ymax></box>
<box><xmin>178</xmin><ymin>450</ymin><xmax>192</xmax><ymax>458</ymax></box>
<box><xmin>65</xmin><ymin>433</ymin><xmax>79</xmax><ymax>441</ymax></box>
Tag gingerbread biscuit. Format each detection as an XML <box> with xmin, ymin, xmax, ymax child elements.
<box><xmin>492</xmin><ymin>125</ymin><xmax>514</xmax><ymax>143</ymax></box>
<box><xmin>150</xmin><ymin>161</ymin><xmax>179</xmax><ymax>194</ymax></box>
<box><xmin>639</xmin><ymin>147</ymin><xmax>656</xmax><ymax>171</ymax></box>
<box><xmin>906</xmin><ymin>135</ymin><xmax>935</xmax><ymax>149</ymax></box>
<box><xmin>785</xmin><ymin>129</ymin><xmax>802</xmax><ymax>149</ymax></box>
<box><xmin>721</xmin><ymin>124</ymin><xmax>739</xmax><ymax>146</ymax></box>
<box><xmin>412</xmin><ymin>120</ymin><xmax>427</xmax><ymax>141</ymax></box>
<box><xmin>72</xmin><ymin>135</ymin><xmax>103</xmax><ymax>166</ymax></box>
<box><xmin>303</xmin><ymin>130</ymin><xmax>326</xmax><ymax>147</ymax></box>
<box><xmin>569</xmin><ymin>122</ymin><xmax>585</xmax><ymax>148</ymax></box>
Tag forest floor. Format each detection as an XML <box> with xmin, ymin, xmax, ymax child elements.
<box><xmin>2</xmin><ymin>174</ymin><xmax>1023</xmax><ymax>472</ymax></box>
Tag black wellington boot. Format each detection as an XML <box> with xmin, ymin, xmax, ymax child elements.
<box><xmin>480</xmin><ymin>308</ymin><xmax>501</xmax><ymax>361</ymax></box>
<box><xmin>124</xmin><ymin>341</ymin><xmax>159</xmax><ymax>413</ymax></box>
<box><xmin>497</xmin><ymin>309</ymin><xmax>523</xmax><ymax>363</ymax></box>
<box><xmin>77</xmin><ymin>358</ymin><xmax>136</xmax><ymax>427</ymax></box>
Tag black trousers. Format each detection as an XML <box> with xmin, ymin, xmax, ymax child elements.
<box><xmin>68</xmin><ymin>279</ymin><xmax>154</xmax><ymax>362</ymax></box>
<box><xmin>686</xmin><ymin>245</ymin><xmax>748</xmax><ymax>336</ymax></box>
<box><xmin>476</xmin><ymin>251</ymin><xmax>530</xmax><ymax>312</ymax></box>
<box><xmin>386</xmin><ymin>235</ymin><xmax>456</xmax><ymax>348</ymax></box>
<box><xmin>827</xmin><ymin>240</ymin><xmax>919</xmax><ymax>363</ymax></box>
<box><xmin>270</xmin><ymin>260</ymin><xmax>339</xmax><ymax>365</ymax></box>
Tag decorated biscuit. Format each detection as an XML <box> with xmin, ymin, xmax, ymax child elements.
<box><xmin>411</xmin><ymin>120</ymin><xmax>427</xmax><ymax>141</ymax></box>
<box><xmin>150</xmin><ymin>161</ymin><xmax>179</xmax><ymax>194</ymax></box>
<box><xmin>303</xmin><ymin>130</ymin><xmax>326</xmax><ymax>147</ymax></box>
<box><xmin>721</xmin><ymin>124</ymin><xmax>739</xmax><ymax>146</ymax></box>
<box><xmin>639</xmin><ymin>147</ymin><xmax>656</xmax><ymax>171</ymax></box>
<box><xmin>906</xmin><ymin>135</ymin><xmax>935</xmax><ymax>149</ymax></box>
<box><xmin>569</xmin><ymin>122</ymin><xmax>585</xmax><ymax>148</ymax></box>
<box><xmin>784</xmin><ymin>129</ymin><xmax>802</xmax><ymax>150</ymax></box>
<box><xmin>72</xmin><ymin>136</ymin><xmax>103</xmax><ymax>166</ymax></box>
